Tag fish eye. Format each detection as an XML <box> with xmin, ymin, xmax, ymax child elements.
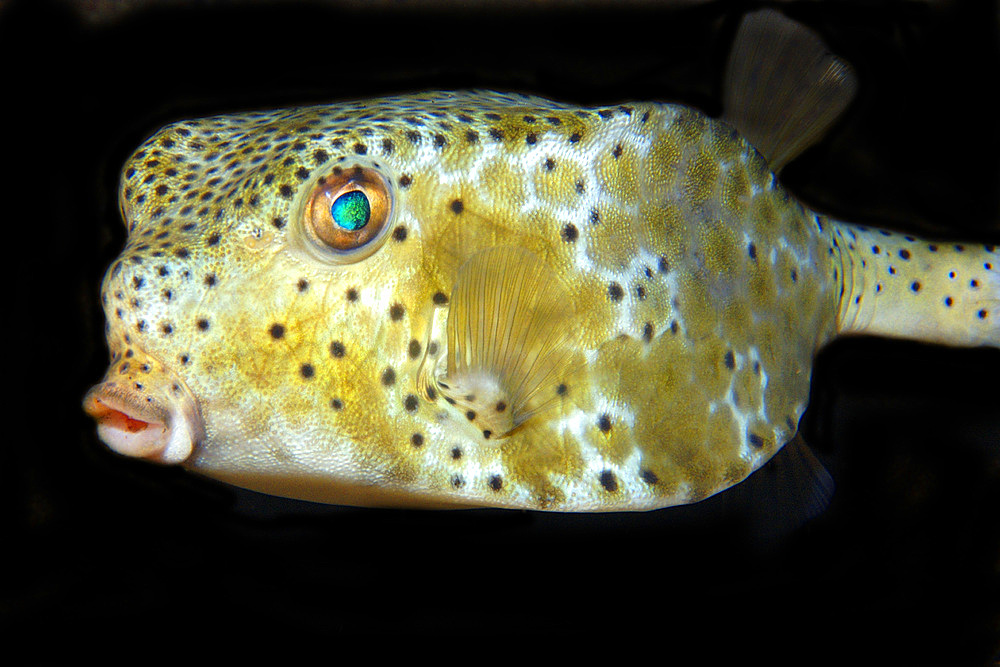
<box><xmin>302</xmin><ymin>166</ymin><xmax>393</xmax><ymax>258</ymax></box>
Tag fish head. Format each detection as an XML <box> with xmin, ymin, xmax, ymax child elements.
<box><xmin>84</xmin><ymin>92</ymin><xmax>600</xmax><ymax>506</ymax></box>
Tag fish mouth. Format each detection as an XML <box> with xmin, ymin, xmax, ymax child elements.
<box><xmin>83</xmin><ymin>379</ymin><xmax>202</xmax><ymax>464</ymax></box>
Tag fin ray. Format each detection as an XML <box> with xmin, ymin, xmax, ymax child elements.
<box><xmin>440</xmin><ymin>246</ymin><xmax>580</xmax><ymax>440</ymax></box>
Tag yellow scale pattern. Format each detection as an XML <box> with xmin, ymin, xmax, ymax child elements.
<box><xmin>95</xmin><ymin>91</ymin><xmax>847</xmax><ymax>510</ymax></box>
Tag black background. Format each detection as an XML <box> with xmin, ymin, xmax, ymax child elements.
<box><xmin>6</xmin><ymin>0</ymin><xmax>999</xmax><ymax>658</ymax></box>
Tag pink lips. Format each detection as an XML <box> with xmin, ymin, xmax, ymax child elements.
<box><xmin>83</xmin><ymin>377</ymin><xmax>203</xmax><ymax>465</ymax></box>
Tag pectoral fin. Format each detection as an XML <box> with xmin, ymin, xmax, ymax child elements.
<box><xmin>437</xmin><ymin>246</ymin><xmax>581</xmax><ymax>441</ymax></box>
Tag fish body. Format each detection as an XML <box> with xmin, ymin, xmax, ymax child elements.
<box><xmin>84</xmin><ymin>88</ymin><xmax>997</xmax><ymax>511</ymax></box>
<box><xmin>84</xmin><ymin>8</ymin><xmax>999</xmax><ymax>512</ymax></box>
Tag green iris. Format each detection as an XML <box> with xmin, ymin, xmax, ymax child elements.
<box><xmin>330</xmin><ymin>190</ymin><xmax>371</xmax><ymax>230</ymax></box>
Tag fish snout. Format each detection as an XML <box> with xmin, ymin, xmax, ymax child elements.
<box><xmin>83</xmin><ymin>353</ymin><xmax>203</xmax><ymax>464</ymax></box>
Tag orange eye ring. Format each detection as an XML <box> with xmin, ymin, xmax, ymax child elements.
<box><xmin>303</xmin><ymin>165</ymin><xmax>393</xmax><ymax>256</ymax></box>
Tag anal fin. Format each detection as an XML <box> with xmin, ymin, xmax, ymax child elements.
<box><xmin>729</xmin><ymin>433</ymin><xmax>836</xmax><ymax>547</ymax></box>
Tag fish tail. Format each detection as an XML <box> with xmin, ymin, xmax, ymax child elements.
<box><xmin>833</xmin><ymin>221</ymin><xmax>999</xmax><ymax>348</ymax></box>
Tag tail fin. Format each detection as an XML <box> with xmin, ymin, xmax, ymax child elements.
<box><xmin>834</xmin><ymin>221</ymin><xmax>999</xmax><ymax>347</ymax></box>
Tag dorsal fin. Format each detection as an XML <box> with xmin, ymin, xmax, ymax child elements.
<box><xmin>723</xmin><ymin>8</ymin><xmax>858</xmax><ymax>172</ymax></box>
<box><xmin>436</xmin><ymin>246</ymin><xmax>581</xmax><ymax>441</ymax></box>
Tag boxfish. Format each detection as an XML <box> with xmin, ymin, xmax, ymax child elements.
<box><xmin>84</xmin><ymin>10</ymin><xmax>998</xmax><ymax>512</ymax></box>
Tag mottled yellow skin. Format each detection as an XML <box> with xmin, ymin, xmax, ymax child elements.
<box><xmin>91</xmin><ymin>90</ymin><xmax>996</xmax><ymax>511</ymax></box>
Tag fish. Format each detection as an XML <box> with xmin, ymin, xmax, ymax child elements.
<box><xmin>83</xmin><ymin>9</ymin><xmax>998</xmax><ymax>513</ymax></box>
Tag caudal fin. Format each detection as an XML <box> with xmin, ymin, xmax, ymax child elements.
<box><xmin>834</xmin><ymin>222</ymin><xmax>999</xmax><ymax>348</ymax></box>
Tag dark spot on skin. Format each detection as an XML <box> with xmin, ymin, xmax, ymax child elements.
<box><xmin>556</xmin><ymin>383</ymin><xmax>567</xmax><ymax>395</ymax></box>
<box><xmin>269</xmin><ymin>323</ymin><xmax>285</xmax><ymax>339</ymax></box>
<box><xmin>404</xmin><ymin>394</ymin><xmax>419</xmax><ymax>412</ymax></box>
<box><xmin>279</xmin><ymin>184</ymin><xmax>294</xmax><ymax>199</ymax></box>
<box><xmin>612</xmin><ymin>144</ymin><xmax>623</xmax><ymax>158</ymax></box>
<box><xmin>206</xmin><ymin>232</ymin><xmax>220</xmax><ymax>246</ymax></box>
<box><xmin>544</xmin><ymin>158</ymin><xmax>555</xmax><ymax>170</ymax></box>
<box><xmin>353</xmin><ymin>143</ymin><xmax>367</xmax><ymax>155</ymax></box>
<box><xmin>482</xmin><ymin>430</ymin><xmax>492</xmax><ymax>439</ymax></box>
<box><xmin>452</xmin><ymin>476</ymin><xmax>464</xmax><ymax>488</ymax></box>
<box><xmin>495</xmin><ymin>401</ymin><xmax>506</xmax><ymax>412</ymax></box>
<box><xmin>411</xmin><ymin>433</ymin><xmax>424</xmax><ymax>447</ymax></box>
<box><xmin>911</xmin><ymin>281</ymin><xmax>921</xmax><ymax>292</ymax></box>
<box><xmin>642</xmin><ymin>322</ymin><xmax>653</xmax><ymax>342</ymax></box>
<box><xmin>451</xmin><ymin>447</ymin><xmax>462</xmax><ymax>460</ymax></box>
<box><xmin>408</xmin><ymin>339</ymin><xmax>422</xmax><ymax>359</ymax></box>
<box><xmin>392</xmin><ymin>226</ymin><xmax>407</xmax><ymax>242</ymax></box>
<box><xmin>330</xmin><ymin>341</ymin><xmax>345</xmax><ymax>358</ymax></box>
<box><xmin>640</xmin><ymin>469</ymin><xmax>658</xmax><ymax>484</ymax></box>
<box><xmin>608</xmin><ymin>282</ymin><xmax>624</xmax><ymax>301</ymax></box>
<box><xmin>724</xmin><ymin>350</ymin><xmax>735</xmax><ymax>369</ymax></box>
<box><xmin>433</xmin><ymin>291</ymin><xmax>449</xmax><ymax>305</ymax></box>
<box><xmin>381</xmin><ymin>367</ymin><xmax>396</xmax><ymax>386</ymax></box>
<box><xmin>658</xmin><ymin>256</ymin><xmax>669</xmax><ymax>273</ymax></box>
<box><xmin>389</xmin><ymin>303</ymin><xmax>405</xmax><ymax>321</ymax></box>
<box><xmin>300</xmin><ymin>364</ymin><xmax>314</xmax><ymax>379</ymax></box>
<box><xmin>599</xmin><ymin>470</ymin><xmax>618</xmax><ymax>492</ymax></box>
<box><xmin>748</xmin><ymin>243</ymin><xmax>757</xmax><ymax>260</ymax></box>
<box><xmin>562</xmin><ymin>224</ymin><xmax>578</xmax><ymax>242</ymax></box>
<box><xmin>465</xmin><ymin>410</ymin><xmax>476</xmax><ymax>421</ymax></box>
<box><xmin>297</xmin><ymin>278</ymin><xmax>309</xmax><ymax>292</ymax></box>
<box><xmin>346</xmin><ymin>288</ymin><xmax>358</xmax><ymax>302</ymax></box>
<box><xmin>449</xmin><ymin>199</ymin><xmax>465</xmax><ymax>214</ymax></box>
<box><xmin>489</xmin><ymin>475</ymin><xmax>503</xmax><ymax>491</ymax></box>
<box><xmin>525</xmin><ymin>133</ymin><xmax>537</xmax><ymax>145</ymax></box>
<box><xmin>399</xmin><ymin>175</ymin><xmax>412</xmax><ymax>188</ymax></box>
<box><xmin>748</xmin><ymin>432</ymin><xmax>764</xmax><ymax>448</ymax></box>
<box><xmin>899</xmin><ymin>249</ymin><xmax>911</xmax><ymax>260</ymax></box>
<box><xmin>598</xmin><ymin>414</ymin><xmax>612</xmax><ymax>433</ymax></box>
<box><xmin>569</xmin><ymin>132</ymin><xmax>582</xmax><ymax>143</ymax></box>
<box><xmin>871</xmin><ymin>246</ymin><xmax>880</xmax><ymax>254</ymax></box>
<box><xmin>313</xmin><ymin>149</ymin><xmax>328</xmax><ymax>164</ymax></box>
<box><xmin>978</xmin><ymin>309</ymin><xmax>988</xmax><ymax>319</ymax></box>
<box><xmin>196</xmin><ymin>318</ymin><xmax>209</xmax><ymax>331</ymax></box>
<box><xmin>945</xmin><ymin>296</ymin><xmax>953</xmax><ymax>307</ymax></box>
